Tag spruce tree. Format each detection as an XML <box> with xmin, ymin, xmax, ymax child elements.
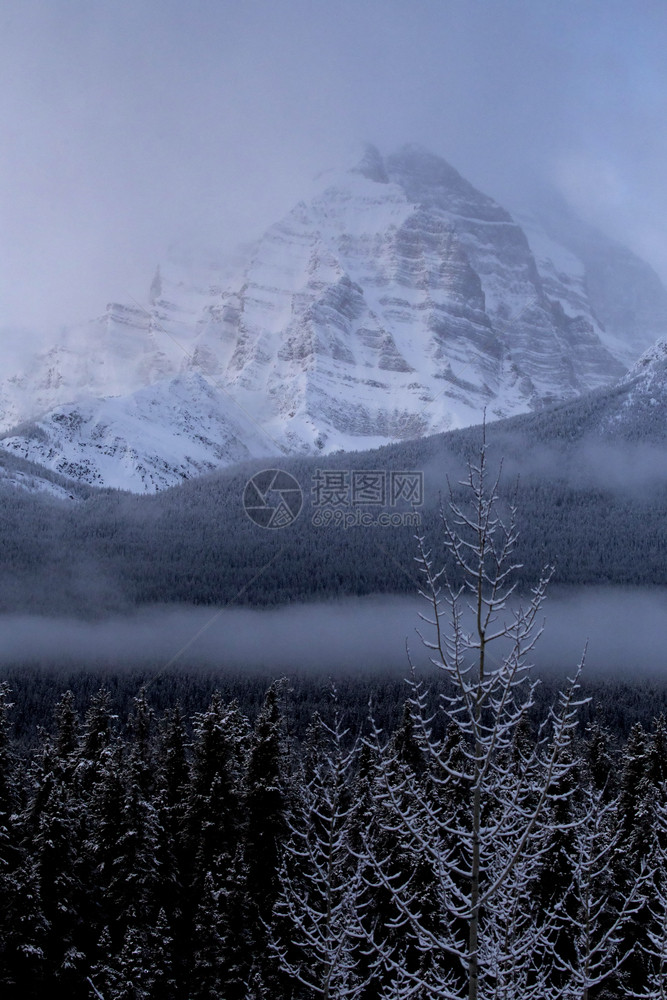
<box><xmin>186</xmin><ymin>694</ymin><xmax>248</xmax><ymax>889</ymax></box>
<box><xmin>270</xmin><ymin>706</ymin><xmax>366</xmax><ymax>999</ymax></box>
<box><xmin>0</xmin><ymin>685</ymin><xmax>46</xmax><ymax>993</ymax></box>
<box><xmin>221</xmin><ymin>681</ymin><xmax>290</xmax><ymax>998</ymax></box>
<box><xmin>154</xmin><ymin>705</ymin><xmax>190</xmax><ymax>966</ymax></box>
<box><xmin>243</xmin><ymin>680</ymin><xmax>289</xmax><ymax>920</ymax></box>
<box><xmin>584</xmin><ymin>722</ymin><xmax>616</xmax><ymax>799</ymax></box>
<box><xmin>189</xmin><ymin>872</ymin><xmax>226</xmax><ymax>999</ymax></box>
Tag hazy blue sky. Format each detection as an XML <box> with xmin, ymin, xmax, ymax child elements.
<box><xmin>2</xmin><ymin>0</ymin><xmax>667</xmax><ymax>338</ymax></box>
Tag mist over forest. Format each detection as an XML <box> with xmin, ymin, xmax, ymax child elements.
<box><xmin>0</xmin><ymin>586</ymin><xmax>664</xmax><ymax>679</ymax></box>
<box><xmin>1</xmin><ymin>394</ymin><xmax>666</xmax><ymax>680</ymax></box>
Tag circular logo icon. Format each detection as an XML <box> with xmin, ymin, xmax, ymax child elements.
<box><xmin>243</xmin><ymin>469</ymin><xmax>303</xmax><ymax>529</ymax></box>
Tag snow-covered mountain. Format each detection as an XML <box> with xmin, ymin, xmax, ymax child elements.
<box><xmin>2</xmin><ymin>144</ymin><xmax>667</xmax><ymax>492</ymax></box>
<box><xmin>597</xmin><ymin>338</ymin><xmax>667</xmax><ymax>441</ymax></box>
<box><xmin>0</xmin><ymin>459</ymin><xmax>81</xmax><ymax>502</ymax></box>
<box><xmin>1</xmin><ymin>373</ymin><xmax>279</xmax><ymax>492</ymax></box>
<box><xmin>0</xmin><ymin>445</ymin><xmax>89</xmax><ymax>502</ymax></box>
<box><xmin>516</xmin><ymin>199</ymin><xmax>667</xmax><ymax>368</ymax></box>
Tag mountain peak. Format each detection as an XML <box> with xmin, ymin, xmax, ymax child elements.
<box><xmin>350</xmin><ymin>144</ymin><xmax>389</xmax><ymax>184</ymax></box>
<box><xmin>348</xmin><ymin>143</ymin><xmax>493</xmax><ymax>208</ymax></box>
<box><xmin>2</xmin><ymin>146</ymin><xmax>666</xmax><ymax>492</ymax></box>
<box><xmin>383</xmin><ymin>144</ymin><xmax>511</xmax><ymax>223</ymax></box>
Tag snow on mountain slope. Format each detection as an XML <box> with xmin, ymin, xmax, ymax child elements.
<box><xmin>622</xmin><ymin>337</ymin><xmax>667</xmax><ymax>388</ymax></box>
<box><xmin>0</xmin><ymin>461</ymin><xmax>81</xmax><ymax>501</ymax></box>
<box><xmin>0</xmin><ymin>256</ymin><xmax>232</xmax><ymax>432</ymax></box>
<box><xmin>0</xmin><ymin>448</ymin><xmax>85</xmax><ymax>501</ymax></box>
<box><xmin>1</xmin><ymin>144</ymin><xmax>666</xmax><ymax>493</ymax></box>
<box><xmin>220</xmin><ymin>145</ymin><xmax>628</xmax><ymax>453</ymax></box>
<box><xmin>517</xmin><ymin>201</ymin><xmax>667</xmax><ymax>367</ymax></box>
<box><xmin>599</xmin><ymin>338</ymin><xmax>667</xmax><ymax>440</ymax></box>
<box><xmin>0</xmin><ymin>372</ymin><xmax>277</xmax><ymax>492</ymax></box>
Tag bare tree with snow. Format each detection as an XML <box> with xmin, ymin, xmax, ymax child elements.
<box><xmin>363</xmin><ymin>429</ymin><xmax>589</xmax><ymax>1000</ymax></box>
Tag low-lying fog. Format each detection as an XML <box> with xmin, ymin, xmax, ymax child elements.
<box><xmin>0</xmin><ymin>587</ymin><xmax>665</xmax><ymax>679</ymax></box>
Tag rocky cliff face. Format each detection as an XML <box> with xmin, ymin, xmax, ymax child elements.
<box><xmin>2</xmin><ymin>145</ymin><xmax>665</xmax><ymax>492</ymax></box>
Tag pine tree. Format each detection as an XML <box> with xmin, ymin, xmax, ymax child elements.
<box><xmin>86</xmin><ymin>737</ymin><xmax>127</xmax><ymax>941</ymax></box>
<box><xmin>88</xmin><ymin>925</ymin><xmax>114</xmax><ymax>999</ymax></box>
<box><xmin>186</xmin><ymin>694</ymin><xmax>248</xmax><ymax>889</ymax></box>
<box><xmin>213</xmin><ymin>845</ymin><xmax>253</xmax><ymax>1000</ymax></box>
<box><xmin>243</xmin><ymin>680</ymin><xmax>289</xmax><ymax>920</ymax></box>
<box><xmin>75</xmin><ymin>687</ymin><xmax>115</xmax><ymax>796</ymax></box>
<box><xmin>554</xmin><ymin>785</ymin><xmax>647</xmax><ymax>998</ymax></box>
<box><xmin>0</xmin><ymin>685</ymin><xmax>47</xmax><ymax>994</ymax></box>
<box><xmin>535</xmin><ymin>744</ymin><xmax>583</xmax><ymax>983</ymax></box>
<box><xmin>31</xmin><ymin>764</ymin><xmax>86</xmax><ymax>987</ymax></box>
<box><xmin>618</xmin><ymin>722</ymin><xmax>650</xmax><ymax>853</ymax></box>
<box><xmin>617</xmin><ymin>716</ymin><xmax>667</xmax><ymax>990</ymax></box>
<box><xmin>218</xmin><ymin>681</ymin><xmax>290</xmax><ymax>998</ymax></box>
<box><xmin>2</xmin><ymin>859</ymin><xmax>48</xmax><ymax>994</ymax></box>
<box><xmin>631</xmin><ymin>798</ymin><xmax>667</xmax><ymax>998</ymax></box>
<box><xmin>91</xmin><ymin>906</ymin><xmax>175</xmax><ymax>999</ymax></box>
<box><xmin>127</xmin><ymin>687</ymin><xmax>155</xmax><ymax>800</ymax></box>
<box><xmin>111</xmin><ymin>751</ymin><xmax>162</xmax><ymax>932</ymax></box>
<box><xmin>182</xmin><ymin>694</ymin><xmax>252</xmax><ymax>998</ymax></box>
<box><xmin>270</xmin><ymin>704</ymin><xmax>367</xmax><ymax>999</ymax></box>
<box><xmin>584</xmin><ymin>722</ymin><xmax>616</xmax><ymax>799</ymax></box>
<box><xmin>54</xmin><ymin>690</ymin><xmax>79</xmax><ymax>763</ymax></box>
<box><xmin>21</xmin><ymin>717</ymin><xmax>88</xmax><ymax>992</ymax></box>
<box><xmin>189</xmin><ymin>872</ymin><xmax>226</xmax><ymax>999</ymax></box>
<box><xmin>647</xmin><ymin>715</ymin><xmax>667</xmax><ymax>788</ymax></box>
<box><xmin>106</xmin><ymin>915</ymin><xmax>155</xmax><ymax>1000</ymax></box>
<box><xmin>0</xmin><ymin>681</ymin><xmax>18</xmax><ymax>891</ymax></box>
<box><xmin>156</xmin><ymin>706</ymin><xmax>189</xmax><ymax>839</ymax></box>
<box><xmin>154</xmin><ymin>705</ymin><xmax>190</xmax><ymax>964</ymax></box>
<box><xmin>362</xmin><ymin>700</ymin><xmax>449</xmax><ymax>992</ymax></box>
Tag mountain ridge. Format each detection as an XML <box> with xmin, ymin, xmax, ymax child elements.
<box><xmin>2</xmin><ymin>144</ymin><xmax>666</xmax><ymax>492</ymax></box>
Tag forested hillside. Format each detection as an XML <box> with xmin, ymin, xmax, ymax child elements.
<box><xmin>1</xmin><ymin>385</ymin><xmax>665</xmax><ymax>616</ymax></box>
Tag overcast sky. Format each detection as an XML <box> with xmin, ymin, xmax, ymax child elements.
<box><xmin>2</xmin><ymin>0</ymin><xmax>667</xmax><ymax>341</ymax></box>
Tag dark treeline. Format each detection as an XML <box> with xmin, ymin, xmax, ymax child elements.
<box><xmin>3</xmin><ymin>663</ymin><xmax>667</xmax><ymax>746</ymax></box>
<box><xmin>0</xmin><ymin>666</ymin><xmax>412</xmax><ymax>749</ymax></box>
<box><xmin>2</xmin><ymin>671</ymin><xmax>667</xmax><ymax>997</ymax></box>
<box><xmin>1</xmin><ymin>466</ymin><xmax>665</xmax><ymax>615</ymax></box>
<box><xmin>1</xmin><ymin>387</ymin><xmax>667</xmax><ymax>617</ymax></box>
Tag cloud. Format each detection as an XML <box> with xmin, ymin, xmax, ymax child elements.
<box><xmin>553</xmin><ymin>154</ymin><xmax>629</xmax><ymax>218</ymax></box>
<box><xmin>2</xmin><ymin>1</ymin><xmax>667</xmax><ymax>342</ymax></box>
<box><xmin>492</xmin><ymin>438</ymin><xmax>667</xmax><ymax>496</ymax></box>
<box><xmin>0</xmin><ymin>588</ymin><xmax>665</xmax><ymax>678</ymax></box>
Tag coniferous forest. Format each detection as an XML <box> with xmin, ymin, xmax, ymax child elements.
<box><xmin>1</xmin><ymin>443</ymin><xmax>667</xmax><ymax>1000</ymax></box>
<box><xmin>2</xmin><ymin>673</ymin><xmax>667</xmax><ymax>998</ymax></box>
